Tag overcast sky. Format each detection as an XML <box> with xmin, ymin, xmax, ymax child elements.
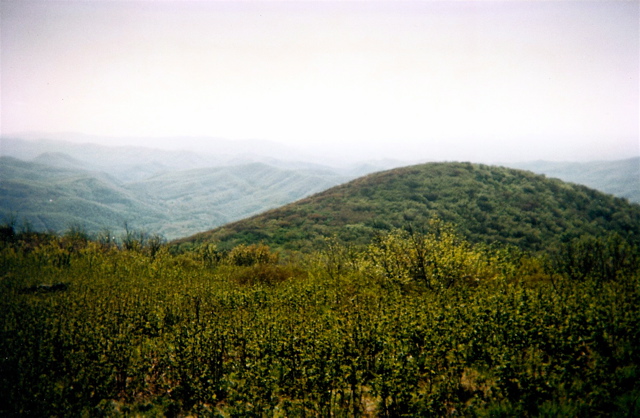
<box><xmin>1</xmin><ymin>0</ymin><xmax>638</xmax><ymax>162</ymax></box>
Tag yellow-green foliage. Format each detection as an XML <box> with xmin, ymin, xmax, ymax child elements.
<box><xmin>0</xmin><ymin>227</ymin><xmax>639</xmax><ymax>417</ymax></box>
<box><xmin>366</xmin><ymin>220</ymin><xmax>501</xmax><ymax>290</ymax></box>
<box><xmin>228</xmin><ymin>243</ymin><xmax>279</xmax><ymax>266</ymax></box>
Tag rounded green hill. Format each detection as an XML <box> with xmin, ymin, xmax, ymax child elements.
<box><xmin>176</xmin><ymin>162</ymin><xmax>640</xmax><ymax>252</ymax></box>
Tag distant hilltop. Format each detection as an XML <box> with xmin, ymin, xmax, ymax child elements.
<box><xmin>176</xmin><ymin>162</ymin><xmax>640</xmax><ymax>253</ymax></box>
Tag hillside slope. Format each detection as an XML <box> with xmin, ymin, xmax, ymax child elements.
<box><xmin>178</xmin><ymin>162</ymin><xmax>640</xmax><ymax>252</ymax></box>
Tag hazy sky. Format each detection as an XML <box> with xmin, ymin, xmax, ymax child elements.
<box><xmin>1</xmin><ymin>0</ymin><xmax>638</xmax><ymax>162</ymax></box>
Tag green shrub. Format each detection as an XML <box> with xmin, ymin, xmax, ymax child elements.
<box><xmin>231</xmin><ymin>264</ymin><xmax>307</xmax><ymax>286</ymax></box>
<box><xmin>228</xmin><ymin>243</ymin><xmax>279</xmax><ymax>266</ymax></box>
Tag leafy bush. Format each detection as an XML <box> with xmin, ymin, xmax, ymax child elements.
<box><xmin>366</xmin><ymin>220</ymin><xmax>503</xmax><ymax>291</ymax></box>
<box><xmin>228</xmin><ymin>243</ymin><xmax>279</xmax><ymax>266</ymax></box>
<box><xmin>231</xmin><ymin>264</ymin><xmax>307</xmax><ymax>286</ymax></box>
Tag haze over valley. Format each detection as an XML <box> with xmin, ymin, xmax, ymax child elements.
<box><xmin>1</xmin><ymin>136</ymin><xmax>392</xmax><ymax>239</ymax></box>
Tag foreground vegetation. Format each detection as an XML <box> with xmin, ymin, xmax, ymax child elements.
<box><xmin>1</xmin><ymin>220</ymin><xmax>639</xmax><ymax>417</ymax></box>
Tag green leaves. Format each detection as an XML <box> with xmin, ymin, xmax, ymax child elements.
<box><xmin>366</xmin><ymin>220</ymin><xmax>504</xmax><ymax>291</ymax></box>
<box><xmin>551</xmin><ymin>233</ymin><xmax>640</xmax><ymax>282</ymax></box>
<box><xmin>1</xmin><ymin>226</ymin><xmax>639</xmax><ymax>416</ymax></box>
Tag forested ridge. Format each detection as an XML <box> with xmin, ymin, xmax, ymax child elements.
<box><xmin>178</xmin><ymin>162</ymin><xmax>640</xmax><ymax>252</ymax></box>
<box><xmin>1</xmin><ymin>162</ymin><xmax>639</xmax><ymax>416</ymax></box>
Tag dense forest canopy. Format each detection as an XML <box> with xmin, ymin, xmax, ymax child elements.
<box><xmin>178</xmin><ymin>162</ymin><xmax>640</xmax><ymax>253</ymax></box>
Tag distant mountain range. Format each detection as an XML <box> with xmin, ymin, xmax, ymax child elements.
<box><xmin>1</xmin><ymin>136</ymin><xmax>638</xmax><ymax>240</ymax></box>
<box><xmin>0</xmin><ymin>156</ymin><xmax>357</xmax><ymax>239</ymax></box>
<box><xmin>0</xmin><ymin>137</ymin><xmax>398</xmax><ymax>239</ymax></box>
